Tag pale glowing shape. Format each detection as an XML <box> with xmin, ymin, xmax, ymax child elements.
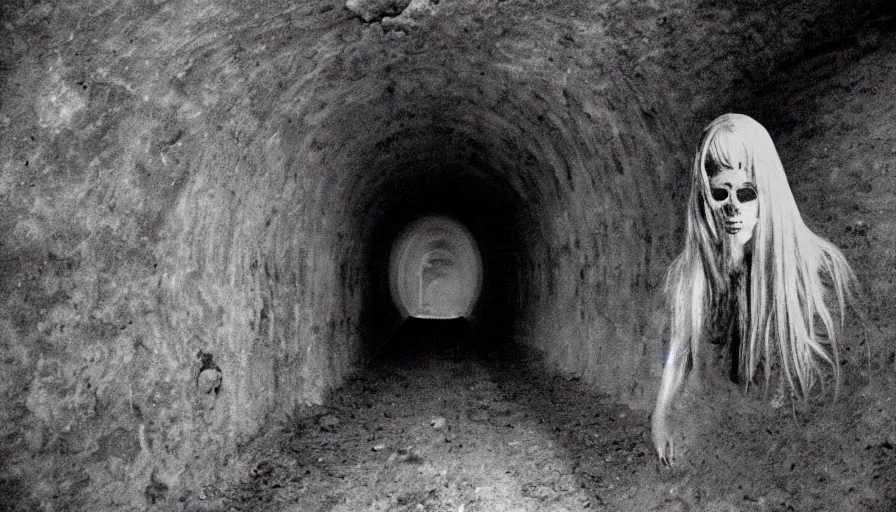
<box><xmin>389</xmin><ymin>216</ymin><xmax>483</xmax><ymax>319</ymax></box>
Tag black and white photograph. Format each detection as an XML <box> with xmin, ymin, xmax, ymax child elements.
<box><xmin>0</xmin><ymin>0</ymin><xmax>894</xmax><ymax>510</ymax></box>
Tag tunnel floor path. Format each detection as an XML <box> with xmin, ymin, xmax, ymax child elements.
<box><xmin>211</xmin><ymin>344</ymin><xmax>660</xmax><ymax>512</ymax></box>
<box><xmin>205</xmin><ymin>340</ymin><xmax>895</xmax><ymax>512</ymax></box>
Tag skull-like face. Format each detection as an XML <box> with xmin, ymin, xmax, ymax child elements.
<box><xmin>708</xmin><ymin>166</ymin><xmax>759</xmax><ymax>253</ymax></box>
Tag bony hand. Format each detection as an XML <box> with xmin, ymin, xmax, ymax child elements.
<box><xmin>651</xmin><ymin>407</ymin><xmax>674</xmax><ymax>466</ymax></box>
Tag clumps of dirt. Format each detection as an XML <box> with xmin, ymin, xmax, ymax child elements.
<box><xmin>345</xmin><ymin>0</ymin><xmax>413</xmax><ymax>22</ymax></box>
<box><xmin>198</xmin><ymin>336</ymin><xmax>895</xmax><ymax>511</ymax></box>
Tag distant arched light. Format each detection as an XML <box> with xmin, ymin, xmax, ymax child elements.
<box><xmin>389</xmin><ymin>216</ymin><xmax>483</xmax><ymax>319</ymax></box>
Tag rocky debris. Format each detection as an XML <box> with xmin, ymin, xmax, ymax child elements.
<box><xmin>183</xmin><ymin>495</ymin><xmax>226</xmax><ymax>512</ymax></box>
<box><xmin>197</xmin><ymin>368</ymin><xmax>222</xmax><ymax>395</ymax></box>
<box><xmin>219</xmin><ymin>343</ymin><xmax>896</xmax><ymax>511</ymax></box>
<box><xmin>345</xmin><ymin>0</ymin><xmax>411</xmax><ymax>22</ymax></box>
<box><xmin>318</xmin><ymin>414</ymin><xmax>340</xmax><ymax>431</ymax></box>
<box><xmin>287</xmin><ymin>436</ymin><xmax>304</xmax><ymax>454</ymax></box>
<box><xmin>388</xmin><ymin>447</ymin><xmax>425</xmax><ymax>464</ymax></box>
<box><xmin>403</xmin><ymin>0</ymin><xmax>436</xmax><ymax>18</ymax></box>
<box><xmin>468</xmin><ymin>408</ymin><xmax>489</xmax><ymax>422</ymax></box>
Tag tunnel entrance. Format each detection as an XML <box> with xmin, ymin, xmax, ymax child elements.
<box><xmin>362</xmin><ymin>162</ymin><xmax>533</xmax><ymax>360</ymax></box>
<box><xmin>389</xmin><ymin>215</ymin><xmax>483</xmax><ymax>320</ymax></box>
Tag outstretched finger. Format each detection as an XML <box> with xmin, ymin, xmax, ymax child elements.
<box><xmin>659</xmin><ymin>439</ymin><xmax>674</xmax><ymax>467</ymax></box>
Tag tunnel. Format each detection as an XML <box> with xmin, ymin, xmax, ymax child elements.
<box><xmin>388</xmin><ymin>215</ymin><xmax>482</xmax><ymax>321</ymax></box>
<box><xmin>1</xmin><ymin>0</ymin><xmax>896</xmax><ymax>510</ymax></box>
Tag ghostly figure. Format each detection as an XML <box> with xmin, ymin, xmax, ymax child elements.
<box><xmin>652</xmin><ymin>113</ymin><xmax>856</xmax><ymax>464</ymax></box>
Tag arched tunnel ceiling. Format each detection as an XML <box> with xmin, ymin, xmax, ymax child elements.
<box><xmin>0</xmin><ymin>0</ymin><xmax>894</xmax><ymax>509</ymax></box>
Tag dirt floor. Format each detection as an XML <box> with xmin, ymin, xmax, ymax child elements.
<box><xmin>188</xmin><ymin>315</ymin><xmax>895</xmax><ymax>512</ymax></box>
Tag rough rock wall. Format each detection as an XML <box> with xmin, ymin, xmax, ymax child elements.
<box><xmin>738</xmin><ymin>15</ymin><xmax>896</xmax><ymax>368</ymax></box>
<box><xmin>0</xmin><ymin>0</ymin><xmax>889</xmax><ymax>509</ymax></box>
<box><xmin>0</xmin><ymin>1</ymin><xmax>369</xmax><ymax>508</ymax></box>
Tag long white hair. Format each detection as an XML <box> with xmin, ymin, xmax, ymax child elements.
<box><xmin>661</xmin><ymin>113</ymin><xmax>855</xmax><ymax>405</ymax></box>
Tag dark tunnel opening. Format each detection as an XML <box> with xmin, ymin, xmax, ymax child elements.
<box><xmin>362</xmin><ymin>161</ymin><xmax>534</xmax><ymax>360</ymax></box>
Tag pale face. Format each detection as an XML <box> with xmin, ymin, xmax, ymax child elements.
<box><xmin>707</xmin><ymin>166</ymin><xmax>759</xmax><ymax>252</ymax></box>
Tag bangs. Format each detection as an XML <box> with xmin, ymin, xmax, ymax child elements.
<box><xmin>704</xmin><ymin>127</ymin><xmax>752</xmax><ymax>178</ymax></box>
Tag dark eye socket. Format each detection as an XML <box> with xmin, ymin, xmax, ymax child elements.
<box><xmin>736</xmin><ymin>187</ymin><xmax>757</xmax><ymax>202</ymax></box>
<box><xmin>710</xmin><ymin>186</ymin><xmax>757</xmax><ymax>202</ymax></box>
